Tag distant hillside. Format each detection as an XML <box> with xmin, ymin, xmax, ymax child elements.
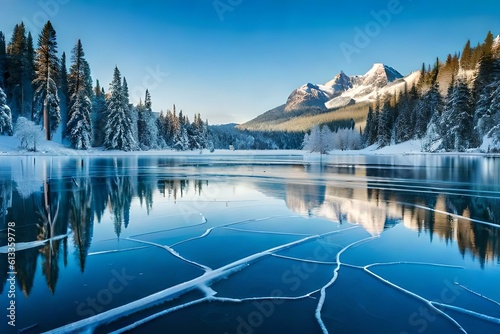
<box><xmin>241</xmin><ymin>32</ymin><xmax>500</xmax><ymax>154</ymax></box>
<box><xmin>239</xmin><ymin>64</ymin><xmax>420</xmax><ymax>132</ymax></box>
<box><xmin>239</xmin><ymin>102</ymin><xmax>371</xmax><ymax>132</ymax></box>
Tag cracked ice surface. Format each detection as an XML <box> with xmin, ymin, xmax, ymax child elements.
<box><xmin>2</xmin><ymin>155</ymin><xmax>499</xmax><ymax>334</ymax></box>
<box><xmin>47</xmin><ymin>219</ymin><xmax>500</xmax><ymax>334</ymax></box>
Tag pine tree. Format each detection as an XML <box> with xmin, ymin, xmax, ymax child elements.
<box><xmin>461</xmin><ymin>40</ymin><xmax>472</xmax><ymax>70</ymax></box>
<box><xmin>103</xmin><ymin>67</ymin><xmax>137</xmax><ymax>151</ymax></box>
<box><xmin>430</xmin><ymin>57</ymin><xmax>440</xmax><ymax>85</ymax></box>
<box><xmin>0</xmin><ymin>87</ymin><xmax>12</xmax><ymax>135</ymax></box>
<box><xmin>5</xmin><ymin>27</ymin><xmax>35</xmax><ymax>121</ymax></box>
<box><xmin>168</xmin><ymin>106</ymin><xmax>183</xmax><ymax>148</ymax></box>
<box><xmin>395</xmin><ymin>84</ymin><xmax>418</xmax><ymax>143</ymax></box>
<box><xmin>475</xmin><ymin>78</ymin><xmax>496</xmax><ymax>138</ymax></box>
<box><xmin>137</xmin><ymin>94</ymin><xmax>147</xmax><ymax>149</ymax></box>
<box><xmin>174</xmin><ymin>126</ymin><xmax>190</xmax><ymax>151</ymax></box>
<box><xmin>451</xmin><ymin>53</ymin><xmax>460</xmax><ymax>74</ymax></box>
<box><xmin>455</xmin><ymin>80</ymin><xmax>477</xmax><ymax>150</ymax></box>
<box><xmin>417</xmin><ymin>63</ymin><xmax>426</xmax><ymax>87</ymax></box>
<box><xmin>188</xmin><ymin>113</ymin><xmax>207</xmax><ymax>150</ymax></box>
<box><xmin>144</xmin><ymin>89</ymin><xmax>152</xmax><ymax>111</ymax></box>
<box><xmin>122</xmin><ymin>77</ymin><xmax>129</xmax><ymax>105</ymax></box>
<box><xmin>6</xmin><ymin>23</ymin><xmax>28</xmax><ymax>119</ymax></box>
<box><xmin>91</xmin><ymin>81</ymin><xmax>107</xmax><ymax>147</ymax></box>
<box><xmin>137</xmin><ymin>89</ymin><xmax>158</xmax><ymax>150</ymax></box>
<box><xmin>442</xmin><ymin>79</ymin><xmax>475</xmax><ymax>151</ymax></box>
<box><xmin>169</xmin><ymin>106</ymin><xmax>180</xmax><ymax>145</ymax></box>
<box><xmin>59</xmin><ymin>52</ymin><xmax>69</xmax><ymax>139</ymax></box>
<box><xmin>0</xmin><ymin>32</ymin><xmax>6</xmax><ymax>88</ymax></box>
<box><xmin>414</xmin><ymin>99</ymin><xmax>428</xmax><ymax>139</ymax></box>
<box><xmin>439</xmin><ymin>75</ymin><xmax>455</xmax><ymax>140</ymax></box>
<box><xmin>33</xmin><ymin>21</ymin><xmax>60</xmax><ymax>140</ymax></box>
<box><xmin>157</xmin><ymin>110</ymin><xmax>166</xmax><ymax>147</ymax></box>
<box><xmin>122</xmin><ymin>77</ymin><xmax>138</xmax><ymax>144</ymax></box>
<box><xmin>66</xmin><ymin>40</ymin><xmax>93</xmax><ymax>149</ymax></box>
<box><xmin>377</xmin><ymin>99</ymin><xmax>392</xmax><ymax>147</ymax></box>
<box><xmin>422</xmin><ymin>88</ymin><xmax>444</xmax><ymax>153</ymax></box>
<box><xmin>474</xmin><ymin>33</ymin><xmax>496</xmax><ymax>96</ymax></box>
<box><xmin>25</xmin><ymin>32</ymin><xmax>35</xmax><ymax>119</ymax></box>
<box><xmin>408</xmin><ymin>84</ymin><xmax>419</xmax><ymax>135</ymax></box>
<box><xmin>470</xmin><ymin>42</ymin><xmax>484</xmax><ymax>68</ymax></box>
<box><xmin>362</xmin><ymin>106</ymin><xmax>374</xmax><ymax>146</ymax></box>
<box><xmin>201</xmin><ymin>118</ymin><xmax>210</xmax><ymax>150</ymax></box>
<box><xmin>137</xmin><ymin>98</ymin><xmax>146</xmax><ymax>148</ymax></box>
<box><xmin>178</xmin><ymin>109</ymin><xmax>185</xmax><ymax>128</ymax></box>
<box><xmin>445</xmin><ymin>54</ymin><xmax>453</xmax><ymax>70</ymax></box>
<box><xmin>394</xmin><ymin>91</ymin><xmax>407</xmax><ymax>143</ymax></box>
<box><xmin>473</xmin><ymin>35</ymin><xmax>500</xmax><ymax>141</ymax></box>
<box><xmin>482</xmin><ymin>31</ymin><xmax>494</xmax><ymax>59</ymax></box>
<box><xmin>416</xmin><ymin>83</ymin><xmax>442</xmax><ymax>139</ymax></box>
<box><xmin>487</xmin><ymin>82</ymin><xmax>500</xmax><ymax>149</ymax></box>
<box><xmin>427</xmin><ymin>83</ymin><xmax>444</xmax><ymax>118</ymax></box>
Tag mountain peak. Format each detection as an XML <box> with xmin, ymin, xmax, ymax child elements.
<box><xmin>325</xmin><ymin>71</ymin><xmax>352</xmax><ymax>91</ymax></box>
<box><xmin>283</xmin><ymin>63</ymin><xmax>404</xmax><ymax>113</ymax></box>
<box><xmin>362</xmin><ymin>63</ymin><xmax>403</xmax><ymax>87</ymax></box>
<box><xmin>284</xmin><ymin>83</ymin><xmax>332</xmax><ymax>113</ymax></box>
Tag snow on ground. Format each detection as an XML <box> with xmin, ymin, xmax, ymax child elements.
<box><xmin>359</xmin><ymin>140</ymin><xmax>423</xmax><ymax>155</ymax></box>
<box><xmin>479</xmin><ymin>135</ymin><xmax>499</xmax><ymax>153</ymax></box>
<box><xmin>0</xmin><ymin>135</ymin><xmax>307</xmax><ymax>157</ymax></box>
<box><xmin>0</xmin><ymin>135</ymin><xmax>497</xmax><ymax>158</ymax></box>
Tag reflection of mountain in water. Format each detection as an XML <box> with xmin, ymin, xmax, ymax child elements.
<box><xmin>259</xmin><ymin>164</ymin><xmax>403</xmax><ymax>235</ymax></box>
<box><xmin>272</xmin><ymin>157</ymin><xmax>500</xmax><ymax>268</ymax></box>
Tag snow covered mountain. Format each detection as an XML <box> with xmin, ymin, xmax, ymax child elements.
<box><xmin>284</xmin><ymin>83</ymin><xmax>337</xmax><ymax>113</ymax></box>
<box><xmin>494</xmin><ymin>35</ymin><xmax>500</xmax><ymax>49</ymax></box>
<box><xmin>285</xmin><ymin>63</ymin><xmax>404</xmax><ymax>113</ymax></box>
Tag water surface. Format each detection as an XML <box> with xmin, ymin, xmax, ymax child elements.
<box><xmin>0</xmin><ymin>154</ymin><xmax>499</xmax><ymax>334</ymax></box>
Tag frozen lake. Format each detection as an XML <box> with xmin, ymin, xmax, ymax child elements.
<box><xmin>1</xmin><ymin>154</ymin><xmax>500</xmax><ymax>334</ymax></box>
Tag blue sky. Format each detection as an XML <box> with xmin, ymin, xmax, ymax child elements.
<box><xmin>1</xmin><ymin>0</ymin><xmax>499</xmax><ymax>124</ymax></box>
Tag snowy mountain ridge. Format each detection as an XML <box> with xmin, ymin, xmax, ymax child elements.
<box><xmin>285</xmin><ymin>63</ymin><xmax>405</xmax><ymax>113</ymax></box>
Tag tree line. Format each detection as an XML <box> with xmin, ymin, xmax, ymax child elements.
<box><xmin>0</xmin><ymin>21</ymin><xmax>210</xmax><ymax>151</ymax></box>
<box><xmin>363</xmin><ymin>31</ymin><xmax>500</xmax><ymax>152</ymax></box>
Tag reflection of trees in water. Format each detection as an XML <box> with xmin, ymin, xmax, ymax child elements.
<box><xmin>157</xmin><ymin>178</ymin><xmax>206</xmax><ymax>203</ymax></box>
<box><xmin>399</xmin><ymin>187</ymin><xmax>500</xmax><ymax>267</ymax></box>
<box><xmin>0</xmin><ymin>180</ymin><xmax>12</xmax><ymax>294</ymax></box>
<box><xmin>37</xmin><ymin>179</ymin><xmax>70</xmax><ymax>294</ymax></box>
<box><xmin>194</xmin><ymin>179</ymin><xmax>206</xmax><ymax>197</ymax></box>
<box><xmin>366</xmin><ymin>158</ymin><xmax>500</xmax><ymax>267</ymax></box>
<box><xmin>107</xmin><ymin>174</ymin><xmax>134</xmax><ymax>237</ymax></box>
<box><xmin>137</xmin><ymin>175</ymin><xmax>155</xmax><ymax>215</ymax></box>
<box><xmin>0</xmin><ymin>180</ymin><xmax>12</xmax><ymax>228</ymax></box>
<box><xmin>5</xmin><ymin>189</ymin><xmax>40</xmax><ymax>296</ymax></box>
<box><xmin>1</xmin><ymin>155</ymin><xmax>498</xmax><ymax>297</ymax></box>
<box><xmin>91</xmin><ymin>176</ymin><xmax>109</xmax><ymax>224</ymax></box>
<box><xmin>280</xmin><ymin>158</ymin><xmax>500</xmax><ymax>267</ymax></box>
<box><xmin>158</xmin><ymin>179</ymin><xmax>189</xmax><ymax>201</ymax></box>
<box><xmin>0</xmin><ymin>158</ymin><xmax>210</xmax><ymax>296</ymax></box>
<box><xmin>69</xmin><ymin>177</ymin><xmax>94</xmax><ymax>272</ymax></box>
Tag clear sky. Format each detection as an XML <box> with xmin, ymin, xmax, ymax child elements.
<box><xmin>1</xmin><ymin>0</ymin><xmax>499</xmax><ymax>124</ymax></box>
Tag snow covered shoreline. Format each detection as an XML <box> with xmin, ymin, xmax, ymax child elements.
<box><xmin>0</xmin><ymin>135</ymin><xmax>498</xmax><ymax>158</ymax></box>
